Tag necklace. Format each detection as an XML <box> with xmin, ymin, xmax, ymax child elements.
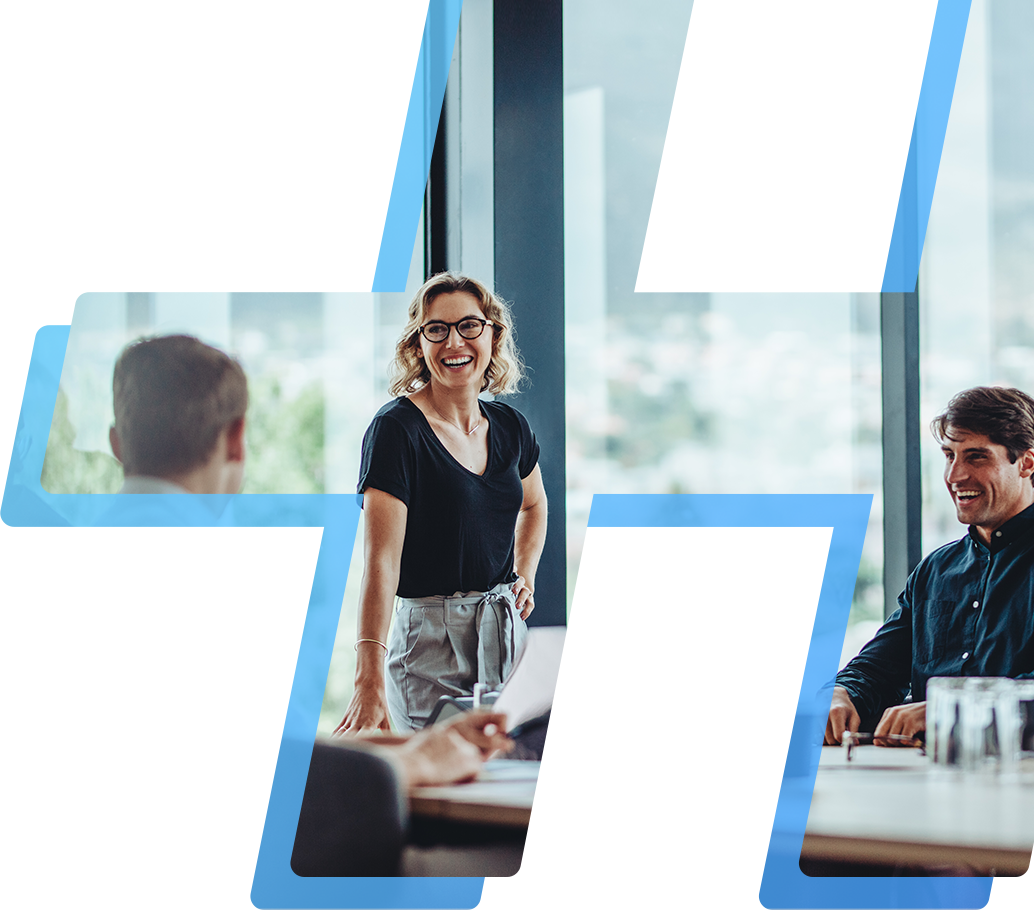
<box><xmin>429</xmin><ymin>398</ymin><xmax>481</xmax><ymax>435</ymax></box>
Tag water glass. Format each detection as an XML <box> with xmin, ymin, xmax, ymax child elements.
<box><xmin>959</xmin><ymin>677</ymin><xmax>1010</xmax><ymax>771</ymax></box>
<box><xmin>927</xmin><ymin>676</ymin><xmax>965</xmax><ymax>767</ymax></box>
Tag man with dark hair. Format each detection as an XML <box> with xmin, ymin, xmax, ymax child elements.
<box><xmin>109</xmin><ymin>335</ymin><xmax>249</xmax><ymax>494</ymax></box>
<box><xmin>826</xmin><ymin>386</ymin><xmax>1034</xmax><ymax>744</ymax></box>
<box><xmin>26</xmin><ymin>335</ymin><xmax>510</xmax><ymax>889</ymax></box>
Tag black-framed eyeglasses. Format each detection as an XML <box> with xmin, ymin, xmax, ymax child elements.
<box><xmin>419</xmin><ymin>318</ymin><xmax>493</xmax><ymax>343</ymax></box>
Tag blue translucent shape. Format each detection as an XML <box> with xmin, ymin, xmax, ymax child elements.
<box><xmin>525</xmin><ymin>494</ymin><xmax>872</xmax><ymax>905</ymax></box>
<box><xmin>0</xmin><ymin>486</ymin><xmax>1029</xmax><ymax>897</ymax></box>
<box><xmin>6</xmin><ymin>1</ymin><xmax>1025</xmax><ymax>901</ymax></box>
<box><xmin>636</xmin><ymin>0</ymin><xmax>967</xmax><ymax>291</ymax></box>
<box><xmin>12</xmin><ymin>0</ymin><xmax>461</xmax><ymax>411</ymax></box>
<box><xmin>521</xmin><ymin>494</ymin><xmax>996</xmax><ymax>905</ymax></box>
<box><xmin>4</xmin><ymin>494</ymin><xmax>357</xmax><ymax>905</ymax></box>
<box><xmin>521</xmin><ymin>498</ymin><xmax>1034</xmax><ymax>910</ymax></box>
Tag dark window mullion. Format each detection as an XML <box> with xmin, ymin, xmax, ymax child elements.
<box><xmin>880</xmin><ymin>284</ymin><xmax>923</xmax><ymax>619</ymax></box>
<box><xmin>493</xmin><ymin>0</ymin><xmax>566</xmax><ymax>625</ymax></box>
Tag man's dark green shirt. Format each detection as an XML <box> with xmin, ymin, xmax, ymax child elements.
<box><xmin>836</xmin><ymin>502</ymin><xmax>1034</xmax><ymax>730</ymax></box>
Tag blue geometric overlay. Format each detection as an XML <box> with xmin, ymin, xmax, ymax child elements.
<box><xmin>8</xmin><ymin>483</ymin><xmax>1034</xmax><ymax>901</ymax></box>
<box><xmin>12</xmin><ymin>0</ymin><xmax>461</xmax><ymax>411</ymax></box>
<box><xmin>521</xmin><ymin>494</ymin><xmax>1029</xmax><ymax>905</ymax></box>
<box><xmin>2</xmin><ymin>494</ymin><xmax>359</xmax><ymax>905</ymax></box>
<box><xmin>7</xmin><ymin>10</ymin><xmax>461</xmax><ymax>897</ymax></box>
<box><xmin>641</xmin><ymin>0</ymin><xmax>971</xmax><ymax>289</ymax></box>
<box><xmin>521</xmin><ymin>494</ymin><xmax>868</xmax><ymax>905</ymax></box>
<box><xmin>6</xmin><ymin>0</ymin><xmax>1025</xmax><ymax>905</ymax></box>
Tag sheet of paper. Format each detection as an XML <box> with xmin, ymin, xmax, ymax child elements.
<box><xmin>493</xmin><ymin>626</ymin><xmax>566</xmax><ymax>730</ymax></box>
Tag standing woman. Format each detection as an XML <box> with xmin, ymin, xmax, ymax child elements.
<box><xmin>336</xmin><ymin>273</ymin><xmax>547</xmax><ymax>733</ymax></box>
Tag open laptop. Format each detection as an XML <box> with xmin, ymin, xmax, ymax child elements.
<box><xmin>591</xmin><ymin>653</ymin><xmax>761</xmax><ymax>752</ymax></box>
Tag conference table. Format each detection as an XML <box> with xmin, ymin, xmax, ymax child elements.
<box><xmin>408</xmin><ymin>759</ymin><xmax>539</xmax><ymax>828</ymax></box>
<box><xmin>802</xmin><ymin>745</ymin><xmax>1034</xmax><ymax>875</ymax></box>
<box><xmin>409</xmin><ymin>744</ymin><xmax>1034</xmax><ymax>872</ymax></box>
<box><xmin>407</xmin><ymin>744</ymin><xmax>802</xmax><ymax>852</ymax></box>
<box><xmin>401</xmin><ymin>760</ymin><xmax>539</xmax><ymax>876</ymax></box>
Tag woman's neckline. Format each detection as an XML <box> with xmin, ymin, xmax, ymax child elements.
<box><xmin>401</xmin><ymin>396</ymin><xmax>492</xmax><ymax>477</ymax></box>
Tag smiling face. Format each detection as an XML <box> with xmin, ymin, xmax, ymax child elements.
<box><xmin>942</xmin><ymin>427</ymin><xmax>1034</xmax><ymax>542</ymax></box>
<box><xmin>417</xmin><ymin>291</ymin><xmax>495</xmax><ymax>393</ymax></box>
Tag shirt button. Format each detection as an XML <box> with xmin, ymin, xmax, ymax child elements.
<box><xmin>962</xmin><ymin>652</ymin><xmax>970</xmax><ymax>660</ymax></box>
<box><xmin>972</xmin><ymin>601</ymin><xmax>979</xmax><ymax>609</ymax></box>
<box><xmin>995</xmin><ymin>530</ymin><xmax>1002</xmax><ymax>537</ymax></box>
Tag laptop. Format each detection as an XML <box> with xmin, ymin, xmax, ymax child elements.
<box><xmin>591</xmin><ymin>653</ymin><xmax>761</xmax><ymax>752</ymax></box>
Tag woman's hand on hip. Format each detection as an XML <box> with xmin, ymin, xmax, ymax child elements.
<box><xmin>334</xmin><ymin>683</ymin><xmax>393</xmax><ymax>736</ymax></box>
<box><xmin>511</xmin><ymin>575</ymin><xmax>535</xmax><ymax>620</ymax></box>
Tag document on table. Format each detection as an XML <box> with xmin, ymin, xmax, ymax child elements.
<box><xmin>493</xmin><ymin>626</ymin><xmax>566</xmax><ymax>730</ymax></box>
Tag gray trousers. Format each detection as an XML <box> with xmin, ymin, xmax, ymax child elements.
<box><xmin>385</xmin><ymin>581</ymin><xmax>528</xmax><ymax>731</ymax></box>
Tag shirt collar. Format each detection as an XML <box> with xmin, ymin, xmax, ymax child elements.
<box><xmin>116</xmin><ymin>473</ymin><xmax>234</xmax><ymax>514</ymax></box>
<box><xmin>969</xmin><ymin>500</ymin><xmax>1034</xmax><ymax>553</ymax></box>
<box><xmin>118</xmin><ymin>475</ymin><xmax>189</xmax><ymax>494</ymax></box>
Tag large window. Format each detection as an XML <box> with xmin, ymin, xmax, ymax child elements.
<box><xmin>921</xmin><ymin>0</ymin><xmax>1034</xmax><ymax>551</ymax></box>
<box><xmin>48</xmin><ymin>1</ymin><xmax>1034</xmax><ymax>731</ymax></box>
<box><xmin>563</xmin><ymin>0</ymin><xmax>885</xmax><ymax>660</ymax></box>
<box><xmin>41</xmin><ymin>240</ymin><xmax>427</xmax><ymax>735</ymax></box>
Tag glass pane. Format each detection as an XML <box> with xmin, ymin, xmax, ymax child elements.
<box><xmin>920</xmin><ymin>0</ymin><xmax>1034</xmax><ymax>550</ymax></box>
<box><xmin>563</xmin><ymin>0</ymin><xmax>885</xmax><ymax>660</ymax></box>
<box><xmin>38</xmin><ymin>226</ymin><xmax>426</xmax><ymax>734</ymax></box>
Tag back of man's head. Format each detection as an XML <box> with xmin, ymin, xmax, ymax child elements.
<box><xmin>931</xmin><ymin>386</ymin><xmax>1034</xmax><ymax>483</ymax></box>
<box><xmin>112</xmin><ymin>335</ymin><xmax>248</xmax><ymax>479</ymax></box>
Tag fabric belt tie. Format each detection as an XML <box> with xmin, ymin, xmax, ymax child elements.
<box><xmin>473</xmin><ymin>589</ymin><xmax>521</xmax><ymax>687</ymax></box>
<box><xmin>396</xmin><ymin>583</ymin><xmax>521</xmax><ymax>689</ymax></box>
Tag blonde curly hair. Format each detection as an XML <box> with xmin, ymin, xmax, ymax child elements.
<box><xmin>389</xmin><ymin>272</ymin><xmax>525</xmax><ymax>397</ymax></box>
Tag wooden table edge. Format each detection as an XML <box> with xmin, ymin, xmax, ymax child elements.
<box><xmin>408</xmin><ymin>795</ymin><xmax>532</xmax><ymax>828</ymax></box>
<box><xmin>801</xmin><ymin>833</ymin><xmax>1033</xmax><ymax>876</ymax></box>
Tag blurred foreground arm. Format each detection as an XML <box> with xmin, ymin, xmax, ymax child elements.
<box><xmin>389</xmin><ymin>711</ymin><xmax>512</xmax><ymax>787</ymax></box>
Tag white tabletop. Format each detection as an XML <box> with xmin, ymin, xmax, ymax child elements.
<box><xmin>407</xmin><ymin>744</ymin><xmax>1034</xmax><ymax>872</ymax></box>
<box><xmin>408</xmin><ymin>760</ymin><xmax>539</xmax><ymax>828</ymax></box>
<box><xmin>802</xmin><ymin>746</ymin><xmax>1034</xmax><ymax>874</ymax></box>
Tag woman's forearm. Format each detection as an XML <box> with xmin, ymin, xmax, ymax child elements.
<box><xmin>514</xmin><ymin>466</ymin><xmax>548</xmax><ymax>591</ymax></box>
<box><xmin>353</xmin><ymin>488</ymin><xmax>408</xmax><ymax>688</ymax></box>
<box><xmin>354</xmin><ymin>563</ymin><xmax>396</xmax><ymax>688</ymax></box>
<box><xmin>513</xmin><ymin>498</ymin><xmax>547</xmax><ymax>590</ymax></box>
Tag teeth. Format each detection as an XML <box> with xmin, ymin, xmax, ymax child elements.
<box><xmin>956</xmin><ymin>491</ymin><xmax>980</xmax><ymax>499</ymax></box>
<box><xmin>443</xmin><ymin>357</ymin><xmax>472</xmax><ymax>365</ymax></box>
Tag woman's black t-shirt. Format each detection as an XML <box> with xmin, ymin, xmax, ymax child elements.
<box><xmin>357</xmin><ymin>397</ymin><xmax>540</xmax><ymax>597</ymax></box>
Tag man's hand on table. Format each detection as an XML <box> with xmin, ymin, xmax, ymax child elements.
<box><xmin>874</xmin><ymin>701</ymin><xmax>926</xmax><ymax>741</ymax></box>
<box><xmin>323</xmin><ymin>710</ymin><xmax>514</xmax><ymax>787</ymax></box>
<box><xmin>445</xmin><ymin>710</ymin><xmax>514</xmax><ymax>759</ymax></box>
<box><xmin>391</xmin><ymin>711</ymin><xmax>513</xmax><ymax>788</ymax></box>
<box><xmin>825</xmin><ymin>686</ymin><xmax>861</xmax><ymax>745</ymax></box>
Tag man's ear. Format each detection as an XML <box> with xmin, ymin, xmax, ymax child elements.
<box><xmin>109</xmin><ymin>426</ymin><xmax>122</xmax><ymax>464</ymax></box>
<box><xmin>1018</xmin><ymin>447</ymin><xmax>1034</xmax><ymax>480</ymax></box>
<box><xmin>225</xmin><ymin>418</ymin><xmax>246</xmax><ymax>463</ymax></box>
